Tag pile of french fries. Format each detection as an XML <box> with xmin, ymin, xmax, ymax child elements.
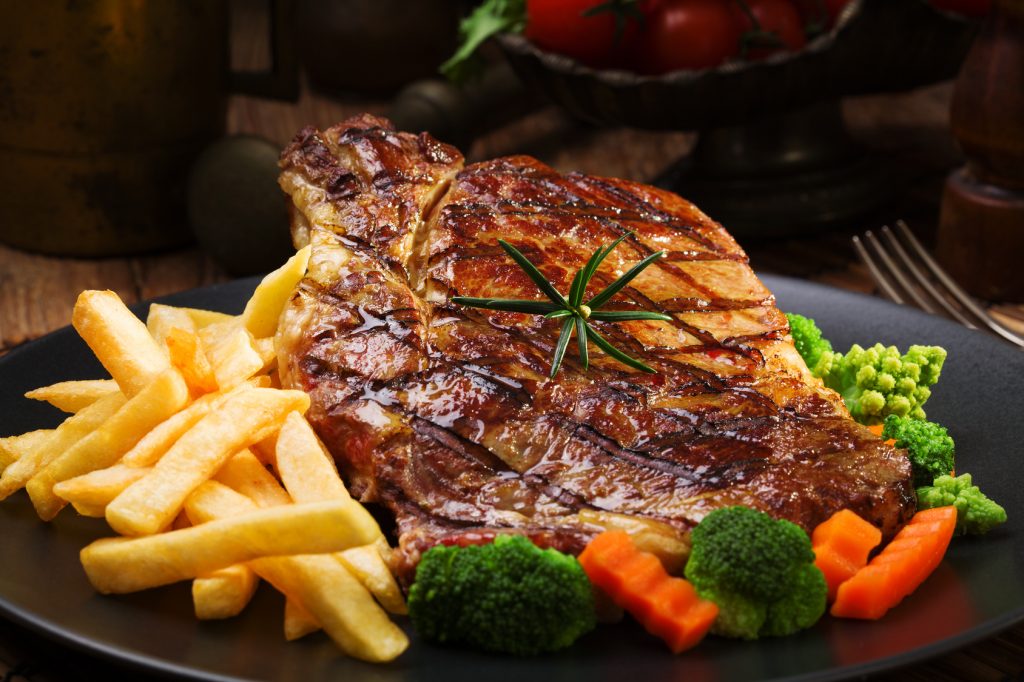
<box><xmin>0</xmin><ymin>246</ymin><xmax>409</xmax><ymax>663</ymax></box>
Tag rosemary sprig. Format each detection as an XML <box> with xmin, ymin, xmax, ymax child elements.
<box><xmin>452</xmin><ymin>233</ymin><xmax>671</xmax><ymax>378</ymax></box>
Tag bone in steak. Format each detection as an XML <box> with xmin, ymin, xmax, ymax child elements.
<box><xmin>276</xmin><ymin>114</ymin><xmax>915</xmax><ymax>584</ymax></box>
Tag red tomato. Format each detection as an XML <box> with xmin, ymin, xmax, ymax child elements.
<box><xmin>732</xmin><ymin>0</ymin><xmax>807</xmax><ymax>59</ymax></box>
<box><xmin>524</xmin><ymin>0</ymin><xmax>645</xmax><ymax>67</ymax></box>
<box><xmin>636</xmin><ymin>0</ymin><xmax>742</xmax><ymax>73</ymax></box>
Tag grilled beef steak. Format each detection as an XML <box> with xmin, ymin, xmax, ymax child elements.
<box><xmin>277</xmin><ymin>114</ymin><xmax>915</xmax><ymax>583</ymax></box>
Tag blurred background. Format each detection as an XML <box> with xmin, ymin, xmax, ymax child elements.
<box><xmin>1</xmin><ymin>1</ymin><xmax>1024</xmax><ymax>679</ymax></box>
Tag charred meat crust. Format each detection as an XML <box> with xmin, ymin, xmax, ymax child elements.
<box><xmin>277</xmin><ymin>115</ymin><xmax>916</xmax><ymax>584</ymax></box>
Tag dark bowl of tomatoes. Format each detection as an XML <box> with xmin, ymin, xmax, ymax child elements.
<box><xmin>497</xmin><ymin>0</ymin><xmax>979</xmax><ymax>130</ymax></box>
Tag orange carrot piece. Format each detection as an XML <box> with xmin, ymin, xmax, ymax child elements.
<box><xmin>831</xmin><ymin>506</ymin><xmax>957</xmax><ymax>620</ymax></box>
<box><xmin>578</xmin><ymin>531</ymin><xmax>718</xmax><ymax>654</ymax></box>
<box><xmin>812</xmin><ymin>509</ymin><xmax>882</xmax><ymax>601</ymax></box>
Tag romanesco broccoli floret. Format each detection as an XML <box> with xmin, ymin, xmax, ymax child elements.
<box><xmin>785</xmin><ymin>313</ymin><xmax>833</xmax><ymax>371</ymax></box>
<box><xmin>407</xmin><ymin>534</ymin><xmax>595</xmax><ymax>655</ymax></box>
<box><xmin>882</xmin><ymin>414</ymin><xmax>955</xmax><ymax>487</ymax></box>
<box><xmin>813</xmin><ymin>343</ymin><xmax>946</xmax><ymax>425</ymax></box>
<box><xmin>917</xmin><ymin>473</ymin><xmax>1007</xmax><ymax>535</ymax></box>
<box><xmin>684</xmin><ymin>506</ymin><xmax>826</xmax><ymax>639</ymax></box>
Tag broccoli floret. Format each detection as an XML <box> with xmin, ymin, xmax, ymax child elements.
<box><xmin>917</xmin><ymin>473</ymin><xmax>1007</xmax><ymax>535</ymax></box>
<box><xmin>407</xmin><ymin>535</ymin><xmax>595</xmax><ymax>655</ymax></box>
<box><xmin>882</xmin><ymin>415</ymin><xmax>956</xmax><ymax>487</ymax></box>
<box><xmin>785</xmin><ymin>313</ymin><xmax>833</xmax><ymax>371</ymax></box>
<box><xmin>684</xmin><ymin>506</ymin><xmax>826</xmax><ymax>639</ymax></box>
<box><xmin>813</xmin><ymin>343</ymin><xmax>946</xmax><ymax>425</ymax></box>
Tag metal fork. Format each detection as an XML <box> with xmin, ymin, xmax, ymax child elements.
<box><xmin>852</xmin><ymin>221</ymin><xmax>1024</xmax><ymax>348</ymax></box>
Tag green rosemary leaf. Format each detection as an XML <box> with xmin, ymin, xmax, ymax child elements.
<box><xmin>576</xmin><ymin>316</ymin><xmax>589</xmax><ymax>371</ymax></box>
<box><xmin>588</xmin><ymin>310</ymin><xmax>673</xmax><ymax>322</ymax></box>
<box><xmin>497</xmin><ymin>240</ymin><xmax>568</xmax><ymax>307</ymax></box>
<box><xmin>451</xmin><ymin>297</ymin><xmax>560</xmax><ymax>315</ymax></box>
<box><xmin>567</xmin><ymin>267</ymin><xmax>586</xmax><ymax>309</ymax></box>
<box><xmin>549</xmin><ymin>316</ymin><xmax>576</xmax><ymax>378</ymax></box>
<box><xmin>587</xmin><ymin>250</ymin><xmax>665</xmax><ymax>309</ymax></box>
<box><xmin>579</xmin><ymin>232</ymin><xmax>632</xmax><ymax>302</ymax></box>
<box><xmin>585</xmin><ymin>324</ymin><xmax>657</xmax><ymax>373</ymax></box>
<box><xmin>544</xmin><ymin>309</ymin><xmax>574</xmax><ymax>319</ymax></box>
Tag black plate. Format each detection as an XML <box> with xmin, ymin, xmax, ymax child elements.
<box><xmin>1</xmin><ymin>275</ymin><xmax>1022</xmax><ymax>682</ymax></box>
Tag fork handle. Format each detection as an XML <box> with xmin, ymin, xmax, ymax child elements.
<box><xmin>936</xmin><ymin>0</ymin><xmax>1024</xmax><ymax>302</ymax></box>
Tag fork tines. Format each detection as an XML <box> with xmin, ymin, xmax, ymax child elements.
<box><xmin>853</xmin><ymin>221</ymin><xmax>1024</xmax><ymax>348</ymax></box>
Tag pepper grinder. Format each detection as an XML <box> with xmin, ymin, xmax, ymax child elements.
<box><xmin>936</xmin><ymin>0</ymin><xmax>1024</xmax><ymax>301</ymax></box>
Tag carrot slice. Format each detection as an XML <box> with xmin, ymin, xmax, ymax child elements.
<box><xmin>812</xmin><ymin>509</ymin><xmax>882</xmax><ymax>601</ymax></box>
<box><xmin>831</xmin><ymin>506</ymin><xmax>957</xmax><ymax>620</ymax></box>
<box><xmin>578</xmin><ymin>531</ymin><xmax>718</xmax><ymax>653</ymax></box>
<box><xmin>867</xmin><ymin>423</ymin><xmax>897</xmax><ymax>446</ymax></box>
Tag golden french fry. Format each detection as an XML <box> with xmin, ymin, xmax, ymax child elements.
<box><xmin>274</xmin><ymin>412</ymin><xmax>404</xmax><ymax>613</ymax></box>
<box><xmin>171</xmin><ymin>510</ymin><xmax>192</xmax><ymax>530</ymax></box>
<box><xmin>241</xmin><ymin>245</ymin><xmax>311</xmax><ymax>338</ymax></box>
<box><xmin>106</xmin><ymin>388</ymin><xmax>310</xmax><ymax>536</ymax></box>
<box><xmin>193</xmin><ymin>565</ymin><xmax>259</xmax><ymax>620</ymax></box>
<box><xmin>284</xmin><ymin>598</ymin><xmax>320</xmax><ymax>641</ymax></box>
<box><xmin>24</xmin><ymin>380</ymin><xmax>120</xmax><ymax>414</ymax></box>
<box><xmin>183</xmin><ymin>307</ymin><xmax>235</xmax><ymax>329</ymax></box>
<box><xmin>252</xmin><ymin>336</ymin><xmax>277</xmax><ymax>371</ymax></box>
<box><xmin>0</xmin><ymin>392</ymin><xmax>126</xmax><ymax>501</ymax></box>
<box><xmin>82</xmin><ymin>498</ymin><xmax>376</xmax><ymax>593</ymax></box>
<box><xmin>338</xmin><ymin>544</ymin><xmax>407</xmax><ymax>615</ymax></box>
<box><xmin>27</xmin><ymin>369</ymin><xmax>190</xmax><ymax>520</ymax></box>
<box><xmin>274</xmin><ymin>411</ymin><xmax>348</xmax><ymax>502</ymax></box>
<box><xmin>146</xmin><ymin>303</ymin><xmax>197</xmax><ymax>348</ymax></box>
<box><xmin>71</xmin><ymin>500</ymin><xmax>107</xmax><ymax>518</ymax></box>
<box><xmin>73</xmin><ymin>290</ymin><xmax>171</xmax><ymax>397</ymax></box>
<box><xmin>119</xmin><ymin>381</ymin><xmax>254</xmax><ymax>468</ymax></box>
<box><xmin>52</xmin><ymin>464</ymin><xmax>150</xmax><ymax>511</ymax></box>
<box><xmin>214</xmin><ymin>449</ymin><xmax>292</xmax><ymax>509</ymax></box>
<box><xmin>0</xmin><ymin>429</ymin><xmax>52</xmax><ymax>473</ymax></box>
<box><xmin>200</xmin><ymin>320</ymin><xmax>265</xmax><ymax>389</ymax></box>
<box><xmin>185</xmin><ymin>482</ymin><xmax>407</xmax><ymax>662</ymax></box>
<box><xmin>163</xmin><ymin>327</ymin><xmax>219</xmax><ymax>395</ymax></box>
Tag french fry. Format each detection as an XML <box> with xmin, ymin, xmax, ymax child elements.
<box><xmin>338</xmin><ymin>544</ymin><xmax>407</xmax><ymax>615</ymax></box>
<box><xmin>214</xmin><ymin>449</ymin><xmax>292</xmax><ymax>509</ymax></box>
<box><xmin>274</xmin><ymin>412</ymin><xmax>348</xmax><ymax>502</ymax></box>
<box><xmin>105</xmin><ymin>388</ymin><xmax>310</xmax><ymax>536</ymax></box>
<box><xmin>0</xmin><ymin>392</ymin><xmax>126</xmax><ymax>501</ymax></box>
<box><xmin>73</xmin><ymin>290</ymin><xmax>171</xmax><ymax>397</ymax></box>
<box><xmin>183</xmin><ymin>307</ymin><xmax>235</xmax><ymax>329</ymax></box>
<box><xmin>24</xmin><ymin>379</ymin><xmax>120</xmax><ymax>413</ymax></box>
<box><xmin>146</xmin><ymin>303</ymin><xmax>197</xmax><ymax>348</ymax></box>
<box><xmin>185</xmin><ymin>482</ymin><xmax>407</xmax><ymax>662</ymax></box>
<box><xmin>71</xmin><ymin>500</ymin><xmax>107</xmax><ymax>518</ymax></box>
<box><xmin>284</xmin><ymin>598</ymin><xmax>320</xmax><ymax>641</ymax></box>
<box><xmin>275</xmin><ymin>412</ymin><xmax>405</xmax><ymax>613</ymax></box>
<box><xmin>0</xmin><ymin>429</ymin><xmax>52</xmax><ymax>473</ymax></box>
<box><xmin>82</xmin><ymin>498</ymin><xmax>376</xmax><ymax>593</ymax></box>
<box><xmin>119</xmin><ymin>381</ymin><xmax>253</xmax><ymax>468</ymax></box>
<box><xmin>193</xmin><ymin>564</ymin><xmax>259</xmax><ymax>620</ymax></box>
<box><xmin>52</xmin><ymin>464</ymin><xmax>150</xmax><ymax>511</ymax></box>
<box><xmin>163</xmin><ymin>327</ymin><xmax>218</xmax><ymax>395</ymax></box>
<box><xmin>241</xmin><ymin>245</ymin><xmax>311</xmax><ymax>338</ymax></box>
<box><xmin>27</xmin><ymin>369</ymin><xmax>190</xmax><ymax>520</ymax></box>
<box><xmin>252</xmin><ymin>336</ymin><xmax>277</xmax><ymax>371</ymax></box>
<box><xmin>200</xmin><ymin>321</ymin><xmax>265</xmax><ymax>389</ymax></box>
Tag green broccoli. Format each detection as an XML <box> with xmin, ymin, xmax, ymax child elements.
<box><xmin>407</xmin><ymin>534</ymin><xmax>595</xmax><ymax>655</ymax></box>
<box><xmin>785</xmin><ymin>312</ymin><xmax>833</xmax><ymax>371</ymax></box>
<box><xmin>917</xmin><ymin>473</ymin><xmax>1007</xmax><ymax>535</ymax></box>
<box><xmin>684</xmin><ymin>506</ymin><xmax>826</xmax><ymax>639</ymax></box>
<box><xmin>814</xmin><ymin>343</ymin><xmax>946</xmax><ymax>425</ymax></box>
<box><xmin>882</xmin><ymin>414</ymin><xmax>956</xmax><ymax>487</ymax></box>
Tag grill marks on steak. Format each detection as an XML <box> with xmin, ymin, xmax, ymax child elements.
<box><xmin>277</xmin><ymin>115</ymin><xmax>915</xmax><ymax>583</ymax></box>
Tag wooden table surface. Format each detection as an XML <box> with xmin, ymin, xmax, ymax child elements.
<box><xmin>1</xmin><ymin>75</ymin><xmax>1023</xmax><ymax>681</ymax></box>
